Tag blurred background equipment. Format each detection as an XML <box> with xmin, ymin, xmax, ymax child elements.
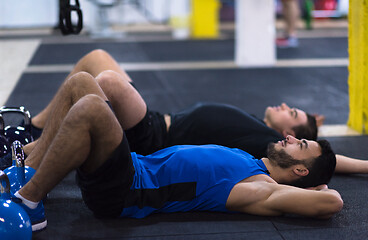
<box><xmin>59</xmin><ymin>0</ymin><xmax>83</xmax><ymax>35</ymax></box>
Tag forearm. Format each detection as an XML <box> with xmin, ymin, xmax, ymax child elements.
<box><xmin>335</xmin><ymin>154</ymin><xmax>368</xmax><ymax>174</ymax></box>
<box><xmin>268</xmin><ymin>185</ymin><xmax>343</xmax><ymax>218</ymax></box>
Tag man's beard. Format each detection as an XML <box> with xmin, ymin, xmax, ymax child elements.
<box><xmin>267</xmin><ymin>142</ymin><xmax>304</xmax><ymax>169</ymax></box>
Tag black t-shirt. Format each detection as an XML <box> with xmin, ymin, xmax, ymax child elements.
<box><xmin>167</xmin><ymin>103</ymin><xmax>284</xmax><ymax>159</ymax></box>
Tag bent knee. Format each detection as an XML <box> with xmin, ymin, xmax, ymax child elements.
<box><xmin>72</xmin><ymin>94</ymin><xmax>109</xmax><ymax>117</ymax></box>
<box><xmin>78</xmin><ymin>94</ymin><xmax>105</xmax><ymax>106</ymax></box>
<box><xmin>96</xmin><ymin>70</ymin><xmax>130</xmax><ymax>93</ymax></box>
<box><xmin>96</xmin><ymin>70</ymin><xmax>121</xmax><ymax>85</ymax></box>
<box><xmin>87</xmin><ymin>49</ymin><xmax>110</xmax><ymax>59</ymax></box>
<box><xmin>67</xmin><ymin>71</ymin><xmax>96</xmax><ymax>88</ymax></box>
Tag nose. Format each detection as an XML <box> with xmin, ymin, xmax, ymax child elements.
<box><xmin>285</xmin><ymin>135</ymin><xmax>300</xmax><ymax>144</ymax></box>
<box><xmin>281</xmin><ymin>103</ymin><xmax>290</xmax><ymax>110</ymax></box>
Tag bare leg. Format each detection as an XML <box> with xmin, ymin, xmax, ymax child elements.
<box><xmin>23</xmin><ymin>141</ymin><xmax>37</xmax><ymax>156</ymax></box>
<box><xmin>281</xmin><ymin>0</ymin><xmax>300</xmax><ymax>37</ymax></box>
<box><xmin>25</xmin><ymin>72</ymin><xmax>108</xmax><ymax>170</ymax></box>
<box><xmin>19</xmin><ymin>95</ymin><xmax>123</xmax><ymax>202</ymax></box>
<box><xmin>32</xmin><ymin>49</ymin><xmax>131</xmax><ymax>129</ymax></box>
<box><xmin>24</xmin><ymin>70</ymin><xmax>146</xmax><ymax>156</ymax></box>
<box><xmin>96</xmin><ymin>70</ymin><xmax>147</xmax><ymax>129</ymax></box>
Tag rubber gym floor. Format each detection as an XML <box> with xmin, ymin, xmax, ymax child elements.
<box><xmin>3</xmin><ymin>21</ymin><xmax>368</xmax><ymax>240</ymax></box>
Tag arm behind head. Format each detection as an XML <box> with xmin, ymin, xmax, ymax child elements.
<box><xmin>226</xmin><ymin>181</ymin><xmax>343</xmax><ymax>219</ymax></box>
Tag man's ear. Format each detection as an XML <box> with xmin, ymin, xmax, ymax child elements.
<box><xmin>313</xmin><ymin>114</ymin><xmax>325</xmax><ymax>127</ymax></box>
<box><xmin>282</xmin><ymin>129</ymin><xmax>296</xmax><ymax>138</ymax></box>
<box><xmin>293</xmin><ymin>166</ymin><xmax>309</xmax><ymax>177</ymax></box>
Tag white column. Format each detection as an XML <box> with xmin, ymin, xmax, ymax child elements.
<box><xmin>169</xmin><ymin>0</ymin><xmax>191</xmax><ymax>39</ymax></box>
<box><xmin>235</xmin><ymin>0</ymin><xmax>276</xmax><ymax>67</ymax></box>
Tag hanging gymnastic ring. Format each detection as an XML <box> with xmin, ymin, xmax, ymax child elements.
<box><xmin>59</xmin><ymin>0</ymin><xmax>83</xmax><ymax>35</ymax></box>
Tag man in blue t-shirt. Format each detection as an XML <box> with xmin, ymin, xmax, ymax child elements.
<box><xmin>11</xmin><ymin>77</ymin><xmax>341</xmax><ymax>231</ymax></box>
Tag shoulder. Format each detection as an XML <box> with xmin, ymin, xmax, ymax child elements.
<box><xmin>225</xmin><ymin>176</ymin><xmax>277</xmax><ymax>212</ymax></box>
<box><xmin>242</xmin><ymin>174</ymin><xmax>276</xmax><ymax>183</ymax></box>
<box><xmin>227</xmin><ymin>175</ymin><xmax>276</xmax><ymax>204</ymax></box>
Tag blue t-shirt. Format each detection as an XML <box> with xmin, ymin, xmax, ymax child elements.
<box><xmin>120</xmin><ymin>145</ymin><xmax>269</xmax><ymax>218</ymax></box>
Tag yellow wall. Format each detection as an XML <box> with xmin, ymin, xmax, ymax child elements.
<box><xmin>347</xmin><ymin>0</ymin><xmax>368</xmax><ymax>133</ymax></box>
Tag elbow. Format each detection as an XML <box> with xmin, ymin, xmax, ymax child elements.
<box><xmin>335</xmin><ymin>197</ymin><xmax>344</xmax><ymax>212</ymax></box>
<box><xmin>317</xmin><ymin>195</ymin><xmax>344</xmax><ymax>219</ymax></box>
<box><xmin>328</xmin><ymin>196</ymin><xmax>344</xmax><ymax>217</ymax></box>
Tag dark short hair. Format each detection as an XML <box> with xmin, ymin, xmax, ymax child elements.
<box><xmin>290</xmin><ymin>139</ymin><xmax>336</xmax><ymax>188</ymax></box>
<box><xmin>292</xmin><ymin>113</ymin><xmax>318</xmax><ymax>141</ymax></box>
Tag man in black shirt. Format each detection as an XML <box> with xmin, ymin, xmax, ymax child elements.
<box><xmin>20</xmin><ymin>49</ymin><xmax>365</xmax><ymax>175</ymax></box>
<box><xmin>166</xmin><ymin>102</ymin><xmax>284</xmax><ymax>159</ymax></box>
<box><xmin>29</xmin><ymin>50</ymin><xmax>314</xmax><ymax>158</ymax></box>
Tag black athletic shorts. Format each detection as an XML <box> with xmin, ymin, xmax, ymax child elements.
<box><xmin>76</xmin><ymin>134</ymin><xmax>135</xmax><ymax>218</ymax></box>
<box><xmin>124</xmin><ymin>109</ymin><xmax>167</xmax><ymax>156</ymax></box>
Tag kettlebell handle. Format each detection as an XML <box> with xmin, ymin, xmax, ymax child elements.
<box><xmin>0</xmin><ymin>170</ymin><xmax>11</xmax><ymax>194</ymax></box>
<box><xmin>0</xmin><ymin>106</ymin><xmax>32</xmax><ymax>131</ymax></box>
<box><xmin>12</xmin><ymin>141</ymin><xmax>25</xmax><ymax>168</ymax></box>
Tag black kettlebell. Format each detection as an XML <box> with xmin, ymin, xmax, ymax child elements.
<box><xmin>0</xmin><ymin>114</ymin><xmax>11</xmax><ymax>157</ymax></box>
<box><xmin>0</xmin><ymin>106</ymin><xmax>34</xmax><ymax>146</ymax></box>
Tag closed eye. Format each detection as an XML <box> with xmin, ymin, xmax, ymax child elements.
<box><xmin>300</xmin><ymin>139</ymin><xmax>308</xmax><ymax>150</ymax></box>
<box><xmin>290</xmin><ymin>109</ymin><xmax>298</xmax><ymax>119</ymax></box>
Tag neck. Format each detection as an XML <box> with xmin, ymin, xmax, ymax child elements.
<box><xmin>261</xmin><ymin>158</ymin><xmax>295</xmax><ymax>184</ymax></box>
<box><xmin>263</xmin><ymin>118</ymin><xmax>283</xmax><ymax>135</ymax></box>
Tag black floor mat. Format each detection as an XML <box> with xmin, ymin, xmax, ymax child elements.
<box><xmin>9</xmin><ymin>66</ymin><xmax>348</xmax><ymax>125</ymax></box>
<box><xmin>29</xmin><ymin>37</ymin><xmax>348</xmax><ymax>65</ymax></box>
